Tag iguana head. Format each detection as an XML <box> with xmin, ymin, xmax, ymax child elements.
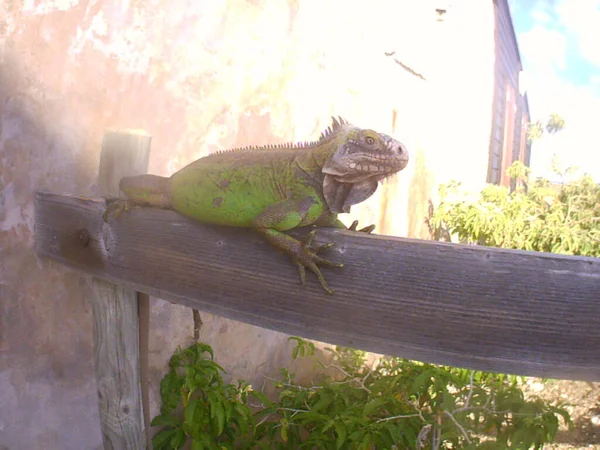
<box><xmin>320</xmin><ymin>117</ymin><xmax>409</xmax><ymax>214</ymax></box>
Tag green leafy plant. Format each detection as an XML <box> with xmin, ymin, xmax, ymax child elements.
<box><xmin>427</xmin><ymin>161</ymin><xmax>600</xmax><ymax>256</ymax></box>
<box><xmin>151</xmin><ymin>343</ymin><xmax>254</xmax><ymax>450</ymax></box>
<box><xmin>251</xmin><ymin>338</ymin><xmax>570</xmax><ymax>449</ymax></box>
<box><xmin>526</xmin><ymin>112</ymin><xmax>565</xmax><ymax>142</ymax></box>
<box><xmin>152</xmin><ymin>339</ymin><xmax>570</xmax><ymax>449</ymax></box>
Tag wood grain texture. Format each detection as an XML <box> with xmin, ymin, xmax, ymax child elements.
<box><xmin>92</xmin><ymin>131</ymin><xmax>151</xmax><ymax>449</ymax></box>
<box><xmin>138</xmin><ymin>291</ymin><xmax>151</xmax><ymax>447</ymax></box>
<box><xmin>35</xmin><ymin>192</ymin><xmax>600</xmax><ymax>381</ymax></box>
<box><xmin>90</xmin><ymin>280</ymin><xmax>146</xmax><ymax>449</ymax></box>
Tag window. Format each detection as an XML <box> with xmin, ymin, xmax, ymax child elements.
<box><xmin>488</xmin><ymin>76</ymin><xmax>506</xmax><ymax>185</ymax></box>
<box><xmin>519</xmin><ymin>112</ymin><xmax>528</xmax><ymax>163</ymax></box>
<box><xmin>500</xmin><ymin>84</ymin><xmax>516</xmax><ymax>187</ymax></box>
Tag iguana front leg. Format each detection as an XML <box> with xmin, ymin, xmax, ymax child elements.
<box><xmin>252</xmin><ymin>199</ymin><xmax>343</xmax><ymax>294</ymax></box>
<box><xmin>103</xmin><ymin>174</ymin><xmax>172</xmax><ymax>222</ymax></box>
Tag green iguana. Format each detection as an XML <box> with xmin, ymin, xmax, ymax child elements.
<box><xmin>106</xmin><ymin>117</ymin><xmax>409</xmax><ymax>293</ymax></box>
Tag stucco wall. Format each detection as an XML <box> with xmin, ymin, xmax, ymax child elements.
<box><xmin>0</xmin><ymin>1</ymin><xmax>495</xmax><ymax>448</ymax></box>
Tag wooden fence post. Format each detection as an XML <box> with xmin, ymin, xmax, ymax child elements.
<box><xmin>92</xmin><ymin>130</ymin><xmax>151</xmax><ymax>449</ymax></box>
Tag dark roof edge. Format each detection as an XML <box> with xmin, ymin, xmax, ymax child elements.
<box><xmin>498</xmin><ymin>0</ymin><xmax>523</xmax><ymax>68</ymax></box>
<box><xmin>498</xmin><ymin>0</ymin><xmax>530</xmax><ymax>115</ymax></box>
<box><xmin>522</xmin><ymin>92</ymin><xmax>530</xmax><ymax>116</ymax></box>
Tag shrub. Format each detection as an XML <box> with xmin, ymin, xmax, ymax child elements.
<box><xmin>152</xmin><ymin>338</ymin><xmax>571</xmax><ymax>449</ymax></box>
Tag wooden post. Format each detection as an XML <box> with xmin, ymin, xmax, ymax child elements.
<box><xmin>92</xmin><ymin>130</ymin><xmax>151</xmax><ymax>449</ymax></box>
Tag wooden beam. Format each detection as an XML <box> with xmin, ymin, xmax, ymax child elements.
<box><xmin>35</xmin><ymin>192</ymin><xmax>600</xmax><ymax>381</ymax></box>
<box><xmin>92</xmin><ymin>131</ymin><xmax>151</xmax><ymax>449</ymax></box>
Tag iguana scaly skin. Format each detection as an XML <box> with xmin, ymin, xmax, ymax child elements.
<box><xmin>107</xmin><ymin>117</ymin><xmax>409</xmax><ymax>293</ymax></box>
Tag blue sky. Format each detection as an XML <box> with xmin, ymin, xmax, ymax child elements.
<box><xmin>508</xmin><ymin>0</ymin><xmax>600</xmax><ymax>181</ymax></box>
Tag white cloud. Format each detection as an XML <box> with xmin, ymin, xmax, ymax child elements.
<box><xmin>529</xmin><ymin>0</ymin><xmax>554</xmax><ymax>24</ymax></box>
<box><xmin>516</xmin><ymin>0</ymin><xmax>600</xmax><ymax>181</ymax></box>
<box><xmin>519</xmin><ymin>24</ymin><xmax>567</xmax><ymax>75</ymax></box>
<box><xmin>556</xmin><ymin>0</ymin><xmax>600</xmax><ymax>67</ymax></box>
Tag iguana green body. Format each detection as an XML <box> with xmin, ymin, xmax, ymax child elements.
<box><xmin>109</xmin><ymin>117</ymin><xmax>409</xmax><ymax>293</ymax></box>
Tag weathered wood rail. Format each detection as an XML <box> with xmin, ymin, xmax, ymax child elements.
<box><xmin>36</xmin><ymin>191</ymin><xmax>600</xmax><ymax>381</ymax></box>
<box><xmin>34</xmin><ymin>130</ymin><xmax>600</xmax><ymax>449</ymax></box>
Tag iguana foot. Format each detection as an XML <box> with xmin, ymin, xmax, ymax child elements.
<box><xmin>294</xmin><ymin>229</ymin><xmax>343</xmax><ymax>295</ymax></box>
<box><xmin>348</xmin><ymin>220</ymin><xmax>376</xmax><ymax>234</ymax></box>
<box><xmin>103</xmin><ymin>198</ymin><xmax>136</xmax><ymax>222</ymax></box>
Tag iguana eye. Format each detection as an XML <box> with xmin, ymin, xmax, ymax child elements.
<box><xmin>365</xmin><ymin>136</ymin><xmax>375</xmax><ymax>145</ymax></box>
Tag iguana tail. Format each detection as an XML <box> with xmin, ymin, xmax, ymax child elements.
<box><xmin>119</xmin><ymin>174</ymin><xmax>172</xmax><ymax>208</ymax></box>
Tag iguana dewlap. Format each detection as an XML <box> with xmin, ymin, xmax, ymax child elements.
<box><xmin>110</xmin><ymin>117</ymin><xmax>409</xmax><ymax>294</ymax></box>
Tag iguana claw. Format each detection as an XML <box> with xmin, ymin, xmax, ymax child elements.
<box><xmin>294</xmin><ymin>229</ymin><xmax>343</xmax><ymax>295</ymax></box>
<box><xmin>292</xmin><ymin>222</ymin><xmax>372</xmax><ymax>294</ymax></box>
<box><xmin>348</xmin><ymin>220</ymin><xmax>376</xmax><ymax>234</ymax></box>
<box><xmin>103</xmin><ymin>199</ymin><xmax>136</xmax><ymax>222</ymax></box>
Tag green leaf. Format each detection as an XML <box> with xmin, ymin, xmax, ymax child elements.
<box><xmin>152</xmin><ymin>429</ymin><xmax>178</xmax><ymax>450</ymax></box>
<box><xmin>360</xmin><ymin>432</ymin><xmax>372</xmax><ymax>449</ymax></box>
<box><xmin>348</xmin><ymin>429</ymin><xmax>365</xmax><ymax>442</ymax></box>
<box><xmin>411</xmin><ymin>370</ymin><xmax>432</xmax><ymax>394</ymax></box>
<box><xmin>321</xmin><ymin>419</ymin><xmax>335</xmax><ymax>433</ymax></box>
<box><xmin>362</xmin><ymin>397</ymin><xmax>387</xmax><ymax>417</ymax></box>
<box><xmin>311</xmin><ymin>392</ymin><xmax>333</xmax><ymax>412</ymax></box>
<box><xmin>160</xmin><ymin>371</ymin><xmax>183</xmax><ymax>414</ymax></box>
<box><xmin>184</xmin><ymin>398</ymin><xmax>198</xmax><ymax>427</ymax></box>
<box><xmin>170</xmin><ymin>428</ymin><xmax>187</xmax><ymax>449</ymax></box>
<box><xmin>443</xmin><ymin>390</ymin><xmax>456</xmax><ymax>410</ymax></box>
<box><xmin>151</xmin><ymin>413</ymin><xmax>180</xmax><ymax>428</ymax></box>
<box><xmin>335</xmin><ymin>421</ymin><xmax>347</xmax><ymax>449</ymax></box>
<box><xmin>214</xmin><ymin>402</ymin><xmax>226</xmax><ymax>436</ymax></box>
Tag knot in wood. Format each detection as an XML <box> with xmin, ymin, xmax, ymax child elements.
<box><xmin>77</xmin><ymin>228</ymin><xmax>91</xmax><ymax>247</ymax></box>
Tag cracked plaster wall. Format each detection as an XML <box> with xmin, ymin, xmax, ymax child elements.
<box><xmin>0</xmin><ymin>0</ymin><xmax>495</xmax><ymax>448</ymax></box>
